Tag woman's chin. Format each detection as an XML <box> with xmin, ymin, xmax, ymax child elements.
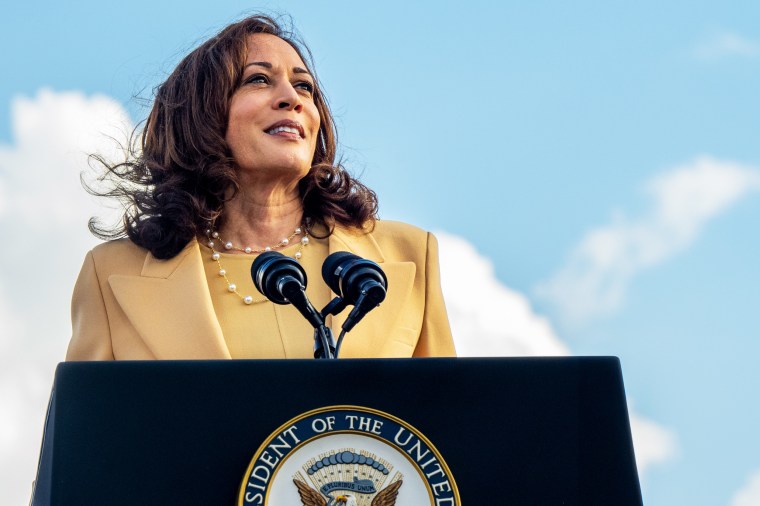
<box><xmin>237</xmin><ymin>158</ymin><xmax>312</xmax><ymax>182</ymax></box>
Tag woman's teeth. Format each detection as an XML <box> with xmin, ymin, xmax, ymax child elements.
<box><xmin>267</xmin><ymin>126</ymin><xmax>300</xmax><ymax>136</ymax></box>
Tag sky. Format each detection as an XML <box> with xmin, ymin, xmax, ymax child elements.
<box><xmin>1</xmin><ymin>1</ymin><xmax>759</xmax><ymax>505</ymax></box>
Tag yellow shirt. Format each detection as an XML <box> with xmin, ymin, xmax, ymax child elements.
<box><xmin>200</xmin><ymin>237</ymin><xmax>330</xmax><ymax>359</ymax></box>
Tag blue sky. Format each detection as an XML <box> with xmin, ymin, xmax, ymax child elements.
<box><xmin>1</xmin><ymin>2</ymin><xmax>759</xmax><ymax>505</ymax></box>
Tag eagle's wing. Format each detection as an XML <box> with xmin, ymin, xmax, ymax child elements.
<box><xmin>293</xmin><ymin>479</ymin><xmax>327</xmax><ymax>506</ymax></box>
<box><xmin>371</xmin><ymin>480</ymin><xmax>403</xmax><ymax>506</ymax></box>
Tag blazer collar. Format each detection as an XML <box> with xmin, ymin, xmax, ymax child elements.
<box><xmin>328</xmin><ymin>226</ymin><xmax>385</xmax><ymax>263</ymax></box>
<box><xmin>108</xmin><ymin>239</ymin><xmax>231</xmax><ymax>359</ymax></box>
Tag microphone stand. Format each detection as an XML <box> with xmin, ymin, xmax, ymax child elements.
<box><xmin>279</xmin><ymin>282</ymin><xmax>336</xmax><ymax>360</ymax></box>
<box><xmin>319</xmin><ymin>297</ymin><xmax>350</xmax><ymax>359</ymax></box>
<box><xmin>313</xmin><ymin>325</ymin><xmax>336</xmax><ymax>360</ymax></box>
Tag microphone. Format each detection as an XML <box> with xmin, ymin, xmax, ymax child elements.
<box><xmin>321</xmin><ymin>252</ymin><xmax>388</xmax><ymax>333</ymax></box>
<box><xmin>251</xmin><ymin>252</ymin><xmax>324</xmax><ymax>329</ymax></box>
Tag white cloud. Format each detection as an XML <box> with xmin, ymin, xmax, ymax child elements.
<box><xmin>694</xmin><ymin>32</ymin><xmax>760</xmax><ymax>60</ymax></box>
<box><xmin>0</xmin><ymin>89</ymin><xmax>132</xmax><ymax>506</ymax></box>
<box><xmin>0</xmin><ymin>88</ymin><xmax>130</xmax><ymax>227</ymax></box>
<box><xmin>437</xmin><ymin>232</ymin><xmax>676</xmax><ymax>477</ymax></box>
<box><xmin>437</xmin><ymin>232</ymin><xmax>568</xmax><ymax>356</ymax></box>
<box><xmin>731</xmin><ymin>469</ymin><xmax>760</xmax><ymax>506</ymax></box>
<box><xmin>629</xmin><ymin>412</ymin><xmax>677</xmax><ymax>477</ymax></box>
<box><xmin>535</xmin><ymin>157</ymin><xmax>760</xmax><ymax>324</ymax></box>
<box><xmin>0</xmin><ymin>289</ymin><xmax>24</xmax><ymax>353</ymax></box>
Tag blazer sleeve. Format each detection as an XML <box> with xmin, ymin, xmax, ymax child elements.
<box><xmin>413</xmin><ymin>232</ymin><xmax>456</xmax><ymax>357</ymax></box>
<box><xmin>67</xmin><ymin>250</ymin><xmax>115</xmax><ymax>361</ymax></box>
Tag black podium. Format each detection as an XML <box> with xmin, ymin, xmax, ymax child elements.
<box><xmin>31</xmin><ymin>357</ymin><xmax>642</xmax><ymax>505</ymax></box>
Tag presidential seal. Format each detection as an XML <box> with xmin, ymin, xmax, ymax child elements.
<box><xmin>237</xmin><ymin>406</ymin><xmax>459</xmax><ymax>505</ymax></box>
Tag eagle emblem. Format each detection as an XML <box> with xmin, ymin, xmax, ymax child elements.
<box><xmin>292</xmin><ymin>450</ymin><xmax>403</xmax><ymax>506</ymax></box>
<box><xmin>237</xmin><ymin>406</ymin><xmax>459</xmax><ymax>505</ymax></box>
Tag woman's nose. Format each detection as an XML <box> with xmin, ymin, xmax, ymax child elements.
<box><xmin>273</xmin><ymin>82</ymin><xmax>302</xmax><ymax>112</ymax></box>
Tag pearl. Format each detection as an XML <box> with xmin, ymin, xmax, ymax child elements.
<box><xmin>243</xmin><ymin>296</ymin><xmax>253</xmax><ymax>305</ymax></box>
<box><xmin>295</xmin><ymin>227</ymin><xmax>302</xmax><ymax>234</ymax></box>
<box><xmin>211</xmin><ymin>252</ymin><xmax>220</xmax><ymax>260</ymax></box>
<box><xmin>228</xmin><ymin>283</ymin><xmax>236</xmax><ymax>292</ymax></box>
<box><xmin>294</xmin><ymin>251</ymin><xmax>302</xmax><ymax>259</ymax></box>
<box><xmin>281</xmin><ymin>238</ymin><xmax>289</xmax><ymax>245</ymax></box>
<box><xmin>244</xmin><ymin>247</ymin><xmax>252</xmax><ymax>254</ymax></box>
<box><xmin>208</xmin><ymin>241</ymin><xmax>215</xmax><ymax>248</ymax></box>
<box><xmin>265</xmin><ymin>246</ymin><xmax>271</xmax><ymax>252</ymax></box>
<box><xmin>301</xmin><ymin>236</ymin><xmax>310</xmax><ymax>245</ymax></box>
<box><xmin>218</xmin><ymin>269</ymin><xmax>226</xmax><ymax>276</ymax></box>
<box><xmin>205</xmin><ymin>229</ymin><xmax>211</xmax><ymax>236</ymax></box>
<box><xmin>211</xmin><ymin>231</ymin><xmax>219</xmax><ymax>238</ymax></box>
<box><xmin>224</xmin><ymin>241</ymin><xmax>233</xmax><ymax>250</ymax></box>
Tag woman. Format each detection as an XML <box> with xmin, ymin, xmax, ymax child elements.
<box><xmin>67</xmin><ymin>15</ymin><xmax>455</xmax><ymax>361</ymax></box>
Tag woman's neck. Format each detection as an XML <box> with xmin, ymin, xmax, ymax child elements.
<box><xmin>217</xmin><ymin>184</ymin><xmax>304</xmax><ymax>251</ymax></box>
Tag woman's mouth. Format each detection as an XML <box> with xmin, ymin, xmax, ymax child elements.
<box><xmin>264</xmin><ymin>121</ymin><xmax>305</xmax><ymax>138</ymax></box>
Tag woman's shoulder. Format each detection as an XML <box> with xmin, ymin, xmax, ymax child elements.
<box><xmin>88</xmin><ymin>238</ymin><xmax>150</xmax><ymax>274</ymax></box>
<box><xmin>91</xmin><ymin>237</ymin><xmax>147</xmax><ymax>256</ymax></box>
<box><xmin>332</xmin><ymin>220</ymin><xmax>429</xmax><ymax>244</ymax></box>
<box><xmin>369</xmin><ymin>220</ymin><xmax>429</xmax><ymax>241</ymax></box>
<box><xmin>360</xmin><ymin>220</ymin><xmax>434</xmax><ymax>262</ymax></box>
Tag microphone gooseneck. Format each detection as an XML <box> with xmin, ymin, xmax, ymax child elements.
<box><xmin>250</xmin><ymin>251</ymin><xmax>327</xmax><ymax>340</ymax></box>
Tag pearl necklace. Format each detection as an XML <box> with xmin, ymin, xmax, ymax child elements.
<box><xmin>207</xmin><ymin>226</ymin><xmax>305</xmax><ymax>254</ymax></box>
<box><xmin>204</xmin><ymin>228</ymin><xmax>310</xmax><ymax>305</ymax></box>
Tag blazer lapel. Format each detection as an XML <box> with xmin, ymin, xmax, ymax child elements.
<box><xmin>108</xmin><ymin>240</ymin><xmax>231</xmax><ymax>359</ymax></box>
<box><xmin>327</xmin><ymin>227</ymin><xmax>415</xmax><ymax>357</ymax></box>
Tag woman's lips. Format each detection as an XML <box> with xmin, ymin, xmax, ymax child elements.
<box><xmin>264</xmin><ymin>120</ymin><xmax>305</xmax><ymax>138</ymax></box>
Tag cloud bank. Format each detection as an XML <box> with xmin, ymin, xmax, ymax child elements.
<box><xmin>535</xmin><ymin>157</ymin><xmax>760</xmax><ymax>324</ymax></box>
<box><xmin>437</xmin><ymin>232</ymin><xmax>568</xmax><ymax>357</ymax></box>
<box><xmin>0</xmin><ymin>89</ymin><xmax>131</xmax><ymax>505</ymax></box>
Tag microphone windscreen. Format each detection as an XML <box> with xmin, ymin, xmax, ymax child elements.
<box><xmin>251</xmin><ymin>251</ymin><xmax>307</xmax><ymax>304</ymax></box>
<box><xmin>251</xmin><ymin>251</ymin><xmax>283</xmax><ymax>294</ymax></box>
<box><xmin>321</xmin><ymin>251</ymin><xmax>387</xmax><ymax>304</ymax></box>
<box><xmin>321</xmin><ymin>251</ymin><xmax>359</xmax><ymax>294</ymax></box>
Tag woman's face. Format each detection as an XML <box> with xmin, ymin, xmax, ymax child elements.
<box><xmin>226</xmin><ymin>34</ymin><xmax>320</xmax><ymax>182</ymax></box>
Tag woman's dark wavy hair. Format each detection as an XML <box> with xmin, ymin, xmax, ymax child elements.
<box><xmin>89</xmin><ymin>14</ymin><xmax>377</xmax><ymax>259</ymax></box>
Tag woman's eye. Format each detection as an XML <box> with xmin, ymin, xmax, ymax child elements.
<box><xmin>296</xmin><ymin>81</ymin><xmax>314</xmax><ymax>94</ymax></box>
<box><xmin>245</xmin><ymin>74</ymin><xmax>269</xmax><ymax>85</ymax></box>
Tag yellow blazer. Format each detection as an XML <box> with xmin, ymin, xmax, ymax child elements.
<box><xmin>67</xmin><ymin>221</ymin><xmax>455</xmax><ymax>360</ymax></box>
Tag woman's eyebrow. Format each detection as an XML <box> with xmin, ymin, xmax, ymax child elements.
<box><xmin>243</xmin><ymin>61</ymin><xmax>311</xmax><ymax>76</ymax></box>
<box><xmin>244</xmin><ymin>61</ymin><xmax>272</xmax><ymax>69</ymax></box>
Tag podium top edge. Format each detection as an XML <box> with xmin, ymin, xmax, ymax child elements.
<box><xmin>58</xmin><ymin>356</ymin><xmax>622</xmax><ymax>370</ymax></box>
